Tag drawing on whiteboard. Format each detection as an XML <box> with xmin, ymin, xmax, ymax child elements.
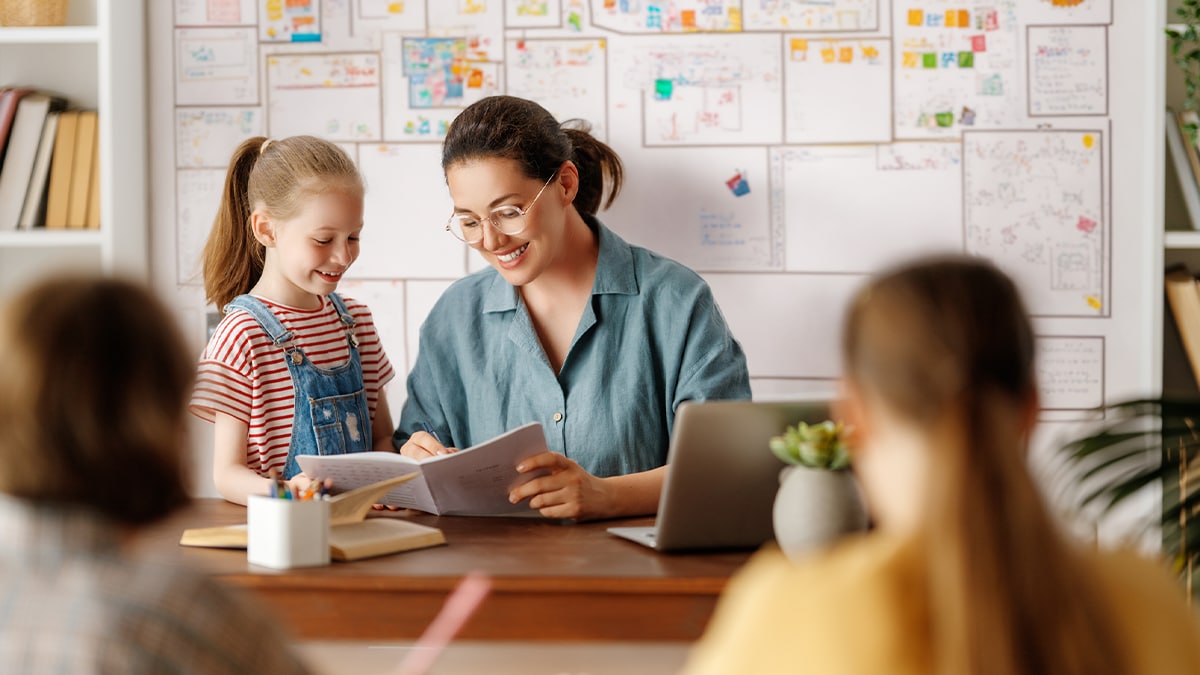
<box><xmin>266</xmin><ymin>53</ymin><xmax>382</xmax><ymax>140</ymax></box>
<box><xmin>893</xmin><ymin>0</ymin><xmax>1023</xmax><ymax>139</ymax></box>
<box><xmin>175</xmin><ymin>169</ymin><xmax>225</xmax><ymax>285</ymax></box>
<box><xmin>506</xmin><ymin>38</ymin><xmax>608</xmax><ymax>141</ymax></box>
<box><xmin>176</xmin><ymin>108</ymin><xmax>263</xmax><ymax>168</ymax></box>
<box><xmin>963</xmin><ymin>130</ymin><xmax>1106</xmax><ymax>317</ymax></box>
<box><xmin>743</xmin><ymin>0</ymin><xmax>879</xmax><ymax>32</ymax></box>
<box><xmin>784</xmin><ymin>37</ymin><xmax>890</xmax><ymax>144</ymax></box>
<box><xmin>259</xmin><ymin>0</ymin><xmax>321</xmax><ymax>42</ymax></box>
<box><xmin>725</xmin><ymin>171</ymin><xmax>749</xmax><ymax>196</ymax></box>
<box><xmin>590</xmin><ymin>0</ymin><xmax>741</xmax><ymax>34</ymax></box>
<box><xmin>612</xmin><ymin>35</ymin><xmax>783</xmax><ymax>146</ymax></box>
<box><xmin>404</xmin><ymin>38</ymin><xmax>468</xmax><ymax>108</ymax></box>
<box><xmin>175</xmin><ymin>0</ymin><xmax>257</xmax><ymax>25</ymax></box>
<box><xmin>1027</xmin><ymin>25</ymin><xmax>1108</xmax><ymax>117</ymax></box>
<box><xmin>508</xmin><ymin>0</ymin><xmax>560</xmax><ymax>28</ymax></box>
<box><xmin>355</xmin><ymin>0</ymin><xmax>425</xmax><ymax>30</ymax></box>
<box><xmin>1035</xmin><ymin>335</ymin><xmax>1104</xmax><ymax>411</ymax></box>
<box><xmin>426</xmin><ymin>1</ymin><xmax>504</xmax><ymax>62</ymax></box>
<box><xmin>175</xmin><ymin>28</ymin><xmax>259</xmax><ymax>106</ymax></box>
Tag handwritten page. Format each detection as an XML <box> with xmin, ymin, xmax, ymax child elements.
<box><xmin>175</xmin><ymin>107</ymin><xmax>262</xmax><ymax>168</ymax></box>
<box><xmin>1028</xmin><ymin>25</ymin><xmax>1108</xmax><ymax>117</ymax></box>
<box><xmin>1036</xmin><ymin>336</ymin><xmax>1104</xmax><ymax>411</ymax></box>
<box><xmin>784</xmin><ymin>37</ymin><xmax>891</xmax><ymax>144</ymax></box>
<box><xmin>174</xmin><ymin>27</ymin><xmax>258</xmax><ymax>106</ymax></box>
<box><xmin>506</xmin><ymin>38</ymin><xmax>608</xmax><ymax>141</ymax></box>
<box><xmin>772</xmin><ymin>144</ymin><xmax>962</xmax><ymax>273</ymax></box>
<box><xmin>297</xmin><ymin>423</ymin><xmax>551</xmax><ymax>516</ymax></box>
<box><xmin>175</xmin><ymin>169</ymin><xmax>224</xmax><ymax>285</ymax></box>
<box><xmin>266</xmin><ymin>53</ymin><xmax>381</xmax><ymax>140</ymax></box>
<box><xmin>506</xmin><ymin>0</ymin><xmax>561</xmax><ymax>29</ymax></box>
<box><xmin>963</xmin><ymin>130</ymin><xmax>1106</xmax><ymax>317</ymax></box>
<box><xmin>893</xmin><ymin>0</ymin><xmax>1023</xmax><ymax>139</ymax></box>
<box><xmin>174</xmin><ymin>0</ymin><xmax>257</xmax><ymax>25</ymax></box>
<box><xmin>1017</xmin><ymin>0</ymin><xmax>1112</xmax><ymax>25</ymax></box>
<box><xmin>591</xmin><ymin>0</ymin><xmax>741</xmax><ymax>33</ymax></box>
<box><xmin>259</xmin><ymin>0</ymin><xmax>321</xmax><ymax>42</ymax></box>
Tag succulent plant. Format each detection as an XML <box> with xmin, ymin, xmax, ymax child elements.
<box><xmin>769</xmin><ymin>420</ymin><xmax>851</xmax><ymax>470</ymax></box>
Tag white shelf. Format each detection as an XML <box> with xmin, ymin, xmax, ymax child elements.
<box><xmin>0</xmin><ymin>230</ymin><xmax>103</xmax><ymax>247</ymax></box>
<box><xmin>0</xmin><ymin>26</ymin><xmax>98</xmax><ymax>44</ymax></box>
<box><xmin>1166</xmin><ymin>231</ymin><xmax>1200</xmax><ymax>249</ymax></box>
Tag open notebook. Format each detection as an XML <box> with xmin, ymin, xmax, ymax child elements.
<box><xmin>609</xmin><ymin>399</ymin><xmax>831</xmax><ymax>552</ymax></box>
<box><xmin>180</xmin><ymin>474</ymin><xmax>446</xmax><ymax>561</ymax></box>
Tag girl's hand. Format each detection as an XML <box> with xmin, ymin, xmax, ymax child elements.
<box><xmin>399</xmin><ymin>430</ymin><xmax>456</xmax><ymax>460</ymax></box>
<box><xmin>507</xmin><ymin>452</ymin><xmax>615</xmax><ymax>521</ymax></box>
<box><xmin>284</xmin><ymin>473</ymin><xmax>314</xmax><ymax>498</ymax></box>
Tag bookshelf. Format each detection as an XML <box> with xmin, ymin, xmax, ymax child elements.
<box><xmin>0</xmin><ymin>0</ymin><xmax>147</xmax><ymax>292</ymax></box>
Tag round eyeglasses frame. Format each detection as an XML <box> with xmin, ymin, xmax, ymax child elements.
<box><xmin>444</xmin><ymin>172</ymin><xmax>557</xmax><ymax>244</ymax></box>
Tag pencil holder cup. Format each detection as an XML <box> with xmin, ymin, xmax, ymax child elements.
<box><xmin>247</xmin><ymin>495</ymin><xmax>330</xmax><ymax>569</ymax></box>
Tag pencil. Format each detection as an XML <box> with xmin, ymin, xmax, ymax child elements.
<box><xmin>394</xmin><ymin>571</ymin><xmax>491</xmax><ymax>675</ymax></box>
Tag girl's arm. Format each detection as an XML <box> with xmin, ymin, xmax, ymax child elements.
<box><xmin>372</xmin><ymin>388</ymin><xmax>396</xmax><ymax>452</ymax></box>
<box><xmin>212</xmin><ymin>411</ymin><xmax>278</xmax><ymax>505</ymax></box>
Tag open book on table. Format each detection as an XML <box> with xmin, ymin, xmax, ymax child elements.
<box><xmin>179</xmin><ymin>474</ymin><xmax>446</xmax><ymax>561</ymax></box>
<box><xmin>297</xmin><ymin>422</ymin><xmax>551</xmax><ymax>517</ymax></box>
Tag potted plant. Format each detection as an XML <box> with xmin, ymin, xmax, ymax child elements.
<box><xmin>1056</xmin><ymin>397</ymin><xmax>1199</xmax><ymax>604</ymax></box>
<box><xmin>1168</xmin><ymin>1</ymin><xmax>1200</xmax><ymax>142</ymax></box>
<box><xmin>768</xmin><ymin>420</ymin><xmax>868</xmax><ymax>560</ymax></box>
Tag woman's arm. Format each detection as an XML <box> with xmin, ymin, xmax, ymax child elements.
<box><xmin>508</xmin><ymin>454</ymin><xmax>665</xmax><ymax>521</ymax></box>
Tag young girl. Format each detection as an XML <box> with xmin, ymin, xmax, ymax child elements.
<box><xmin>684</xmin><ymin>256</ymin><xmax>1200</xmax><ymax>675</ymax></box>
<box><xmin>0</xmin><ymin>275</ymin><xmax>311</xmax><ymax>673</ymax></box>
<box><xmin>394</xmin><ymin>96</ymin><xmax>750</xmax><ymax>521</ymax></box>
<box><xmin>191</xmin><ymin>135</ymin><xmax>395</xmax><ymax>505</ymax></box>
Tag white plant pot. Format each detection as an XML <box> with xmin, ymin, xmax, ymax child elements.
<box><xmin>772</xmin><ymin>465</ymin><xmax>869</xmax><ymax>561</ymax></box>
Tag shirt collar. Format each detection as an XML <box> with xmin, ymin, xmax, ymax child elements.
<box><xmin>482</xmin><ymin>215</ymin><xmax>638</xmax><ymax>314</ymax></box>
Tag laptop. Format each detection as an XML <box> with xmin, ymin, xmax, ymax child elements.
<box><xmin>608</xmin><ymin>398</ymin><xmax>832</xmax><ymax>552</ymax></box>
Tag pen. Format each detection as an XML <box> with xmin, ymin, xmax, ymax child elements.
<box><xmin>395</xmin><ymin>571</ymin><xmax>491</xmax><ymax>675</ymax></box>
<box><xmin>419</xmin><ymin>422</ymin><xmax>442</xmax><ymax>444</ymax></box>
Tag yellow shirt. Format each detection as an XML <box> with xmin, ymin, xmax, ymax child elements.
<box><xmin>683</xmin><ymin>533</ymin><xmax>1200</xmax><ymax>675</ymax></box>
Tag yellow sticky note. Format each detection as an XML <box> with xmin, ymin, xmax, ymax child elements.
<box><xmin>1082</xmin><ymin>134</ymin><xmax>1095</xmax><ymax>149</ymax></box>
<box><xmin>1086</xmin><ymin>296</ymin><xmax>1102</xmax><ymax>311</ymax></box>
<box><xmin>908</xmin><ymin>9</ymin><xmax>923</xmax><ymax>26</ymax></box>
<box><xmin>839</xmin><ymin>46</ymin><xmax>854</xmax><ymax>63</ymax></box>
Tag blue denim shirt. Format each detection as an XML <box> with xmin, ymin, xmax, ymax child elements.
<box><xmin>394</xmin><ymin>218</ymin><xmax>751</xmax><ymax>478</ymax></box>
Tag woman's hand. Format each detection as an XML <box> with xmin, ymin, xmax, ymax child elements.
<box><xmin>507</xmin><ymin>452</ymin><xmax>616</xmax><ymax>521</ymax></box>
<box><xmin>398</xmin><ymin>430</ymin><xmax>456</xmax><ymax>460</ymax></box>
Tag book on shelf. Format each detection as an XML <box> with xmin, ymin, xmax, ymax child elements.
<box><xmin>66</xmin><ymin>110</ymin><xmax>96</xmax><ymax>229</ymax></box>
<box><xmin>297</xmin><ymin>422</ymin><xmax>552</xmax><ymax>517</ymax></box>
<box><xmin>0</xmin><ymin>88</ymin><xmax>34</xmax><ymax>171</ymax></box>
<box><xmin>179</xmin><ymin>474</ymin><xmax>447</xmax><ymax>561</ymax></box>
<box><xmin>84</xmin><ymin>121</ymin><xmax>100</xmax><ymax>229</ymax></box>
<box><xmin>16</xmin><ymin>111</ymin><xmax>60</xmax><ymax>229</ymax></box>
<box><xmin>1164</xmin><ymin>265</ymin><xmax>1200</xmax><ymax>390</ymax></box>
<box><xmin>43</xmin><ymin>109</ymin><xmax>78</xmax><ymax>230</ymax></box>
<box><xmin>0</xmin><ymin>93</ymin><xmax>66</xmax><ymax>231</ymax></box>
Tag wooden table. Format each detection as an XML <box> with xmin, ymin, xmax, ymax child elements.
<box><xmin>137</xmin><ymin>499</ymin><xmax>754</xmax><ymax>642</ymax></box>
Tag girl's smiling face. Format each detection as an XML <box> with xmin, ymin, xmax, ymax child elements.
<box><xmin>253</xmin><ymin>186</ymin><xmax>364</xmax><ymax>308</ymax></box>
<box><xmin>446</xmin><ymin>157</ymin><xmax>566</xmax><ymax>288</ymax></box>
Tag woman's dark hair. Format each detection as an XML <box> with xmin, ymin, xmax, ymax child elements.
<box><xmin>441</xmin><ymin>95</ymin><xmax>623</xmax><ymax>216</ymax></box>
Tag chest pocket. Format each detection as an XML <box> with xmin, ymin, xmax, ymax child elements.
<box><xmin>309</xmin><ymin>385</ymin><xmax>371</xmax><ymax>456</ymax></box>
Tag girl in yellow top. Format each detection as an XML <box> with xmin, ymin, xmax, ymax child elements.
<box><xmin>685</xmin><ymin>256</ymin><xmax>1200</xmax><ymax>675</ymax></box>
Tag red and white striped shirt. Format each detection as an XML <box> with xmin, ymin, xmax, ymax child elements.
<box><xmin>189</xmin><ymin>295</ymin><xmax>395</xmax><ymax>476</ymax></box>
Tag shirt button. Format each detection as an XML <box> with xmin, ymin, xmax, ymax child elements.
<box><xmin>553</xmin><ymin>412</ymin><xmax>564</xmax><ymax>422</ymax></box>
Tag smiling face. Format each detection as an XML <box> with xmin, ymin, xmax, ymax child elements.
<box><xmin>446</xmin><ymin>157</ymin><xmax>566</xmax><ymax>288</ymax></box>
<box><xmin>252</xmin><ymin>185</ymin><xmax>364</xmax><ymax>309</ymax></box>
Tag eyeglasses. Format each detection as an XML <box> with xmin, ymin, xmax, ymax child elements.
<box><xmin>445</xmin><ymin>173</ymin><xmax>557</xmax><ymax>244</ymax></box>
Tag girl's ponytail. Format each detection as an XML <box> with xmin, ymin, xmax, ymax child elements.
<box><xmin>202</xmin><ymin>136</ymin><xmax>267</xmax><ymax>312</ymax></box>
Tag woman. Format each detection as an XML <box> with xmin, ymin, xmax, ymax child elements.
<box><xmin>684</xmin><ymin>256</ymin><xmax>1200</xmax><ymax>675</ymax></box>
<box><xmin>394</xmin><ymin>96</ymin><xmax>751</xmax><ymax>521</ymax></box>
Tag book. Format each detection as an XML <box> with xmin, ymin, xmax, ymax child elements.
<box><xmin>66</xmin><ymin>110</ymin><xmax>96</xmax><ymax>228</ymax></box>
<box><xmin>0</xmin><ymin>93</ymin><xmax>65</xmax><ymax>231</ymax></box>
<box><xmin>1165</xmin><ymin>265</ymin><xmax>1200</xmax><ymax>390</ymax></box>
<box><xmin>0</xmin><ymin>88</ymin><xmax>33</xmax><ymax>171</ymax></box>
<box><xmin>84</xmin><ymin>118</ymin><xmax>100</xmax><ymax>229</ymax></box>
<box><xmin>180</xmin><ymin>474</ymin><xmax>447</xmax><ymax>561</ymax></box>
<box><xmin>16</xmin><ymin>111</ymin><xmax>59</xmax><ymax>229</ymax></box>
<box><xmin>43</xmin><ymin>109</ymin><xmax>78</xmax><ymax>230</ymax></box>
<box><xmin>297</xmin><ymin>422</ymin><xmax>551</xmax><ymax>517</ymax></box>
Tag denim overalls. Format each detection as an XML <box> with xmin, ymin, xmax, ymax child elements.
<box><xmin>226</xmin><ymin>293</ymin><xmax>372</xmax><ymax>479</ymax></box>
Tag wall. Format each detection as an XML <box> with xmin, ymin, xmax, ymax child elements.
<box><xmin>147</xmin><ymin>0</ymin><xmax>1158</xmax><ymax>535</ymax></box>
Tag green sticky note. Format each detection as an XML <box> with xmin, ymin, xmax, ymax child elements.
<box><xmin>923</xmin><ymin>52</ymin><xmax>937</xmax><ymax>69</ymax></box>
<box><xmin>654</xmin><ymin>79</ymin><xmax>673</xmax><ymax>100</ymax></box>
<box><xmin>935</xmin><ymin>112</ymin><xmax>954</xmax><ymax>127</ymax></box>
<box><xmin>957</xmin><ymin>51</ymin><xmax>974</xmax><ymax>68</ymax></box>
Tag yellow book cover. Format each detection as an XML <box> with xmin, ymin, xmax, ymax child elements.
<box><xmin>84</xmin><ymin>113</ymin><xmax>100</xmax><ymax>229</ymax></box>
<box><xmin>43</xmin><ymin>110</ymin><xmax>78</xmax><ymax>230</ymax></box>
<box><xmin>66</xmin><ymin>110</ymin><xmax>97</xmax><ymax>228</ymax></box>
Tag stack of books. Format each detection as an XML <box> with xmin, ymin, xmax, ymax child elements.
<box><xmin>0</xmin><ymin>87</ymin><xmax>101</xmax><ymax>232</ymax></box>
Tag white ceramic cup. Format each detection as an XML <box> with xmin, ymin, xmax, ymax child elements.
<box><xmin>246</xmin><ymin>494</ymin><xmax>331</xmax><ymax>569</ymax></box>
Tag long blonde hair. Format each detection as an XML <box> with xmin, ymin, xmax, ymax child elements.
<box><xmin>201</xmin><ymin>135</ymin><xmax>362</xmax><ymax>311</ymax></box>
<box><xmin>842</xmin><ymin>256</ymin><xmax>1127</xmax><ymax>675</ymax></box>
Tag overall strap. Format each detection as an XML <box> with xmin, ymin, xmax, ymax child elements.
<box><xmin>225</xmin><ymin>295</ymin><xmax>293</xmax><ymax>346</ymax></box>
<box><xmin>326</xmin><ymin>293</ymin><xmax>360</xmax><ymax>348</ymax></box>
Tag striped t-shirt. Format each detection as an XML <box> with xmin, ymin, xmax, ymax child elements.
<box><xmin>189</xmin><ymin>294</ymin><xmax>395</xmax><ymax>476</ymax></box>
